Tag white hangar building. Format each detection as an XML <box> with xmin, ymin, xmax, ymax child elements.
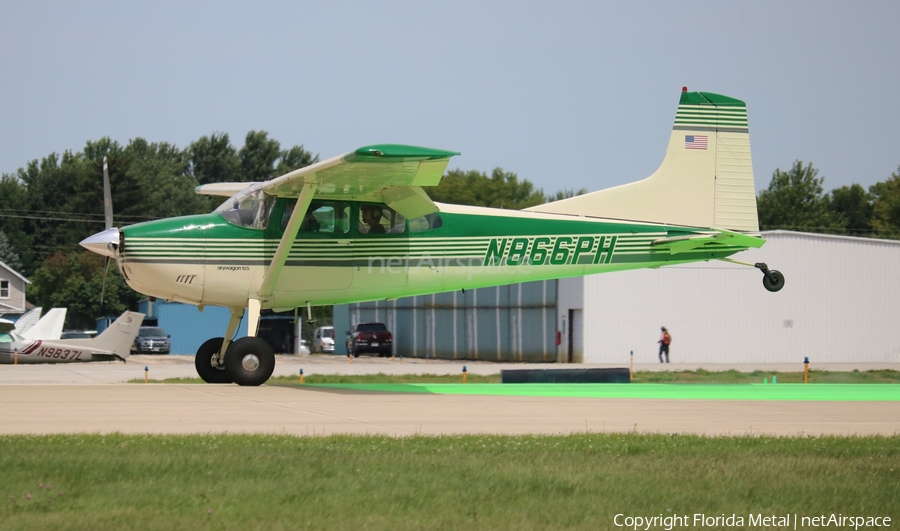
<box><xmin>568</xmin><ymin>230</ymin><xmax>900</xmax><ymax>365</ymax></box>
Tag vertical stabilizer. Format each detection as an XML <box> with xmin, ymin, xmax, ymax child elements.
<box><xmin>526</xmin><ymin>88</ymin><xmax>759</xmax><ymax>232</ymax></box>
<box><xmin>65</xmin><ymin>311</ymin><xmax>145</xmax><ymax>357</ymax></box>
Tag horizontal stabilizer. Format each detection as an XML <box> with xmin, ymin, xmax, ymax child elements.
<box><xmin>651</xmin><ymin>230</ymin><xmax>765</xmax><ymax>255</ymax></box>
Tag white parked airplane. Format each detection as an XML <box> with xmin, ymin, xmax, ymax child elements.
<box><xmin>0</xmin><ymin>311</ymin><xmax>144</xmax><ymax>364</ymax></box>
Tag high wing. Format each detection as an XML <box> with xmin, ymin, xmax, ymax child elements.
<box><xmin>195</xmin><ymin>144</ymin><xmax>459</xmax><ymax>219</ymax></box>
<box><xmin>20</xmin><ymin>308</ymin><xmax>67</xmax><ymax>340</ymax></box>
<box><xmin>263</xmin><ymin>144</ymin><xmax>459</xmax><ymax>219</ymax></box>
<box><xmin>218</xmin><ymin>144</ymin><xmax>460</xmax><ymax>306</ymax></box>
<box><xmin>651</xmin><ymin>229</ymin><xmax>765</xmax><ymax>255</ymax></box>
<box><xmin>12</xmin><ymin>307</ymin><xmax>42</xmax><ymax>335</ymax></box>
<box><xmin>195</xmin><ymin>182</ymin><xmax>261</xmax><ymax>198</ymax></box>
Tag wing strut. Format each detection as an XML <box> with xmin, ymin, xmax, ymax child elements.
<box><xmin>257</xmin><ymin>182</ymin><xmax>318</xmax><ymax>299</ymax></box>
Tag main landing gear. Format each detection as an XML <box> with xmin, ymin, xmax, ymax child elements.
<box><xmin>194</xmin><ymin>307</ymin><xmax>275</xmax><ymax>386</ymax></box>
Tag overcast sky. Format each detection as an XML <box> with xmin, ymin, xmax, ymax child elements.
<box><xmin>2</xmin><ymin>1</ymin><xmax>898</xmax><ymax>197</ymax></box>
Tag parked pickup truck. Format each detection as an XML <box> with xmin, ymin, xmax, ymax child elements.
<box><xmin>131</xmin><ymin>326</ymin><xmax>170</xmax><ymax>354</ymax></box>
<box><xmin>346</xmin><ymin>322</ymin><xmax>393</xmax><ymax>358</ymax></box>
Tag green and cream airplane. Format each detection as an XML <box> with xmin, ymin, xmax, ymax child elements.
<box><xmin>81</xmin><ymin>87</ymin><xmax>783</xmax><ymax>386</ymax></box>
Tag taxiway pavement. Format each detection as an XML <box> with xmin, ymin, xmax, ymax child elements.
<box><xmin>1</xmin><ymin>355</ymin><xmax>898</xmax><ymax>437</ymax></box>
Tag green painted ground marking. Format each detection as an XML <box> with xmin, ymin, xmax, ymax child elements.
<box><xmin>307</xmin><ymin>383</ymin><xmax>900</xmax><ymax>401</ymax></box>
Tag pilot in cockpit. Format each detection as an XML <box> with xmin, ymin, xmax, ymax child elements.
<box><xmin>359</xmin><ymin>205</ymin><xmax>385</xmax><ymax>234</ymax></box>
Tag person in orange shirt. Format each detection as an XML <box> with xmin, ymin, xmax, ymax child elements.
<box><xmin>658</xmin><ymin>326</ymin><xmax>671</xmax><ymax>363</ymax></box>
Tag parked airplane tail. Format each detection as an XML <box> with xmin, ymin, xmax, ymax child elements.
<box><xmin>20</xmin><ymin>308</ymin><xmax>67</xmax><ymax>341</ymax></box>
<box><xmin>12</xmin><ymin>307</ymin><xmax>42</xmax><ymax>336</ymax></box>
<box><xmin>526</xmin><ymin>87</ymin><xmax>759</xmax><ymax>232</ymax></box>
<box><xmin>66</xmin><ymin>311</ymin><xmax>145</xmax><ymax>358</ymax></box>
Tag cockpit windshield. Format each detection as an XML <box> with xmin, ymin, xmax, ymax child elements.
<box><xmin>216</xmin><ymin>184</ymin><xmax>275</xmax><ymax>229</ymax></box>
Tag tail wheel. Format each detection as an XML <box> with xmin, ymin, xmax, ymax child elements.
<box><xmin>225</xmin><ymin>337</ymin><xmax>275</xmax><ymax>386</ymax></box>
<box><xmin>195</xmin><ymin>337</ymin><xmax>233</xmax><ymax>384</ymax></box>
<box><xmin>763</xmin><ymin>270</ymin><xmax>785</xmax><ymax>292</ymax></box>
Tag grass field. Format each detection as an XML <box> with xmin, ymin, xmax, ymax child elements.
<box><xmin>1</xmin><ymin>433</ymin><xmax>898</xmax><ymax>530</ymax></box>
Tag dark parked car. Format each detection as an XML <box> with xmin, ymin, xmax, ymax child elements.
<box><xmin>346</xmin><ymin>322</ymin><xmax>393</xmax><ymax>358</ymax></box>
<box><xmin>131</xmin><ymin>326</ymin><xmax>171</xmax><ymax>354</ymax></box>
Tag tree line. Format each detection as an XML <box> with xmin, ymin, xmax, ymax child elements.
<box><xmin>758</xmin><ymin>160</ymin><xmax>900</xmax><ymax>238</ymax></box>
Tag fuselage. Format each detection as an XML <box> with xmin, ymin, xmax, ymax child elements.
<box><xmin>0</xmin><ymin>336</ymin><xmax>107</xmax><ymax>364</ymax></box>
<box><xmin>114</xmin><ymin>197</ymin><xmax>752</xmax><ymax>309</ymax></box>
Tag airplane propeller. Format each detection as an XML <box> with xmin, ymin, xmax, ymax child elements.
<box><xmin>80</xmin><ymin>156</ymin><xmax>125</xmax><ymax>311</ymax></box>
<box><xmin>99</xmin><ymin>156</ymin><xmax>113</xmax><ymax>308</ymax></box>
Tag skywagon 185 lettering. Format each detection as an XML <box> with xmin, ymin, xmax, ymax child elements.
<box><xmin>483</xmin><ymin>235</ymin><xmax>618</xmax><ymax>266</ymax></box>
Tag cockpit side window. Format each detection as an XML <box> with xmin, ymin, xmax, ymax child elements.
<box><xmin>359</xmin><ymin>204</ymin><xmax>406</xmax><ymax>235</ymax></box>
<box><xmin>216</xmin><ymin>186</ymin><xmax>275</xmax><ymax>229</ymax></box>
<box><xmin>282</xmin><ymin>200</ymin><xmax>350</xmax><ymax>235</ymax></box>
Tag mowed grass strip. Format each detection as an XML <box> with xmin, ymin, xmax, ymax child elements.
<box><xmin>287</xmin><ymin>383</ymin><xmax>900</xmax><ymax>401</ymax></box>
<box><xmin>633</xmin><ymin>369</ymin><xmax>900</xmax><ymax>384</ymax></box>
<box><xmin>1</xmin><ymin>434</ymin><xmax>898</xmax><ymax>530</ymax></box>
<box><xmin>129</xmin><ymin>373</ymin><xmax>501</xmax><ymax>384</ymax></box>
<box><xmin>129</xmin><ymin>370</ymin><xmax>900</xmax><ymax>385</ymax></box>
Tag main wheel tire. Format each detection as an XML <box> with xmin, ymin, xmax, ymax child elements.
<box><xmin>224</xmin><ymin>337</ymin><xmax>275</xmax><ymax>386</ymax></box>
<box><xmin>195</xmin><ymin>337</ymin><xmax>233</xmax><ymax>384</ymax></box>
<box><xmin>763</xmin><ymin>270</ymin><xmax>785</xmax><ymax>292</ymax></box>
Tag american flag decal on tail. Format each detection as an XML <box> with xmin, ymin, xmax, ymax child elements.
<box><xmin>684</xmin><ymin>135</ymin><xmax>708</xmax><ymax>150</ymax></box>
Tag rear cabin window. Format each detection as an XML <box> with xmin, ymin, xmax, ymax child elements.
<box><xmin>409</xmin><ymin>213</ymin><xmax>443</xmax><ymax>233</ymax></box>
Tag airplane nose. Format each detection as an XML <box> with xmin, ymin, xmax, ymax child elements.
<box><xmin>80</xmin><ymin>227</ymin><xmax>120</xmax><ymax>258</ymax></box>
